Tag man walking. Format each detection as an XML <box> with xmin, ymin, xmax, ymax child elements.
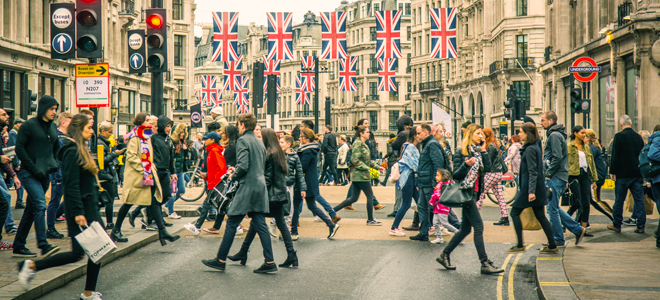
<box><xmin>410</xmin><ymin>123</ymin><xmax>447</xmax><ymax>241</ymax></box>
<box><xmin>540</xmin><ymin>111</ymin><xmax>586</xmax><ymax>246</ymax></box>
<box><xmin>8</xmin><ymin>118</ymin><xmax>25</xmax><ymax>210</ymax></box>
<box><xmin>12</xmin><ymin>95</ymin><xmax>61</xmax><ymax>258</ymax></box>
<box><xmin>320</xmin><ymin>125</ymin><xmax>339</xmax><ymax>185</ymax></box>
<box><xmin>0</xmin><ymin>109</ymin><xmax>21</xmax><ymax>248</ymax></box>
<box><xmin>608</xmin><ymin>115</ymin><xmax>646</xmax><ymax>233</ymax></box>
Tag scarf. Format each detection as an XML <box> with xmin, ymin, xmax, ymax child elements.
<box><xmin>461</xmin><ymin>145</ymin><xmax>483</xmax><ymax>189</ymax></box>
<box><xmin>124</xmin><ymin>125</ymin><xmax>155</xmax><ymax>186</ymax></box>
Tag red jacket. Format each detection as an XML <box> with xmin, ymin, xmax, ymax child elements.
<box><xmin>206</xmin><ymin>143</ymin><xmax>227</xmax><ymax>189</ymax></box>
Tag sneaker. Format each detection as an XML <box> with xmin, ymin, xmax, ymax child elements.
<box><xmin>389</xmin><ymin>228</ymin><xmax>406</xmax><ymax>237</ymax></box>
<box><xmin>202</xmin><ymin>228</ymin><xmax>221</xmax><ymax>234</ymax></box>
<box><xmin>17</xmin><ymin>260</ymin><xmax>35</xmax><ymax>291</ymax></box>
<box><xmin>314</xmin><ymin>216</ymin><xmax>323</xmax><ymax>222</ymax></box>
<box><xmin>184</xmin><ymin>223</ymin><xmax>201</xmax><ymax>235</ymax></box>
<box><xmin>623</xmin><ymin>218</ymin><xmax>637</xmax><ymax>226</ymax></box>
<box><xmin>56</xmin><ymin>216</ymin><xmax>66</xmax><ymax>222</ymax></box>
<box><xmin>331</xmin><ymin>215</ymin><xmax>342</xmax><ymax>224</ymax></box>
<box><xmin>366</xmin><ymin>220</ymin><xmax>382</xmax><ymax>226</ymax></box>
<box><xmin>145</xmin><ymin>224</ymin><xmax>158</xmax><ymax>231</ymax></box>
<box><xmin>328</xmin><ymin>224</ymin><xmax>340</xmax><ymax>239</ymax></box>
<box><xmin>344</xmin><ymin>206</ymin><xmax>357</xmax><ymax>211</ymax></box>
<box><xmin>80</xmin><ymin>291</ymin><xmax>103</xmax><ymax>300</ymax></box>
<box><xmin>41</xmin><ymin>244</ymin><xmax>60</xmax><ymax>258</ymax></box>
<box><xmin>430</xmin><ymin>238</ymin><xmax>445</xmax><ymax>244</ymax></box>
<box><xmin>12</xmin><ymin>247</ymin><xmax>37</xmax><ymax>258</ymax></box>
<box><xmin>441</xmin><ymin>228</ymin><xmax>452</xmax><ymax>236</ymax></box>
<box><xmin>539</xmin><ymin>247</ymin><xmax>559</xmax><ymax>254</ymax></box>
<box><xmin>168</xmin><ymin>212</ymin><xmax>182</xmax><ymax>219</ymax></box>
<box><xmin>46</xmin><ymin>228</ymin><xmax>64</xmax><ymax>239</ymax></box>
<box><xmin>7</xmin><ymin>227</ymin><xmax>17</xmax><ymax>236</ymax></box>
<box><xmin>236</xmin><ymin>226</ymin><xmax>244</xmax><ymax>235</ymax></box>
<box><xmin>0</xmin><ymin>239</ymin><xmax>13</xmax><ymax>250</ymax></box>
<box><xmin>506</xmin><ymin>246</ymin><xmax>526</xmax><ymax>253</ymax></box>
<box><xmin>291</xmin><ymin>234</ymin><xmax>299</xmax><ymax>241</ymax></box>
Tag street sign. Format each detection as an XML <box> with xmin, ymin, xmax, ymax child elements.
<box><xmin>52</xmin><ymin>33</ymin><xmax>73</xmax><ymax>54</ymax></box>
<box><xmin>129</xmin><ymin>53</ymin><xmax>144</xmax><ymax>70</ymax></box>
<box><xmin>52</xmin><ymin>8</ymin><xmax>73</xmax><ymax>29</ymax></box>
<box><xmin>75</xmin><ymin>63</ymin><xmax>110</xmax><ymax>107</ymax></box>
<box><xmin>568</xmin><ymin>57</ymin><xmax>601</xmax><ymax>82</ymax></box>
<box><xmin>50</xmin><ymin>3</ymin><xmax>75</xmax><ymax>59</ymax></box>
<box><xmin>129</xmin><ymin>33</ymin><xmax>143</xmax><ymax>50</ymax></box>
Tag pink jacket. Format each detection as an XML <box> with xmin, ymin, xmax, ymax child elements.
<box><xmin>429</xmin><ymin>180</ymin><xmax>453</xmax><ymax>215</ymax></box>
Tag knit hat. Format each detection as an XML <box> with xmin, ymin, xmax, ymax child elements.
<box><xmin>211</xmin><ymin>106</ymin><xmax>223</xmax><ymax>116</ymax></box>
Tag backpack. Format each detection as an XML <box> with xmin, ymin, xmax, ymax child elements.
<box><xmin>638</xmin><ymin>143</ymin><xmax>660</xmax><ymax>179</ymax></box>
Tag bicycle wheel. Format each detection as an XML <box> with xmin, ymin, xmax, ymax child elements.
<box><xmin>487</xmin><ymin>172</ymin><xmax>518</xmax><ymax>205</ymax></box>
<box><xmin>179</xmin><ymin>170</ymin><xmax>207</xmax><ymax>202</ymax></box>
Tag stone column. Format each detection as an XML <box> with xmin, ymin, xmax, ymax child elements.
<box><xmin>615</xmin><ymin>58</ymin><xmax>626</xmax><ymax>132</ymax></box>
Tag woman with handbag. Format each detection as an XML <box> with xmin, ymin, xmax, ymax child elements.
<box><xmin>227</xmin><ymin>128</ymin><xmax>298</xmax><ymax>268</ymax></box>
<box><xmin>566</xmin><ymin>125</ymin><xmax>598</xmax><ymax>232</ymax></box>
<box><xmin>477</xmin><ymin>128</ymin><xmax>510</xmax><ymax>226</ymax></box>
<box><xmin>507</xmin><ymin>122</ymin><xmax>557</xmax><ymax>254</ymax></box>
<box><xmin>97</xmin><ymin>121</ymin><xmax>124</xmax><ymax>229</ymax></box>
<box><xmin>436</xmin><ymin>124</ymin><xmax>504</xmax><ymax>275</ymax></box>
<box><xmin>389</xmin><ymin>126</ymin><xmax>420</xmax><ymax>237</ymax></box>
<box><xmin>18</xmin><ymin>114</ymin><xmax>105</xmax><ymax>299</ymax></box>
<box><xmin>110</xmin><ymin>112</ymin><xmax>180</xmax><ymax>246</ymax></box>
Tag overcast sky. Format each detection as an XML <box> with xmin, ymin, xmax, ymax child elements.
<box><xmin>193</xmin><ymin>0</ymin><xmax>343</xmax><ymax>36</ymax></box>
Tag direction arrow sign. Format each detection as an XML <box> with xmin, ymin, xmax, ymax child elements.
<box><xmin>75</xmin><ymin>63</ymin><xmax>110</xmax><ymax>108</ymax></box>
<box><xmin>52</xmin><ymin>33</ymin><xmax>73</xmax><ymax>54</ymax></box>
<box><xmin>129</xmin><ymin>53</ymin><xmax>144</xmax><ymax>70</ymax></box>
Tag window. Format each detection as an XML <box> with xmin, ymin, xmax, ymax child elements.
<box><xmin>369</xmin><ymin>111</ymin><xmax>378</xmax><ymax>131</ymax></box>
<box><xmin>370</xmin><ymin>27</ymin><xmax>377</xmax><ymax>41</ymax></box>
<box><xmin>303</xmin><ymin>50</ymin><xmax>309</xmax><ymax>57</ymax></box>
<box><xmin>389</xmin><ymin>111</ymin><xmax>399</xmax><ymax>131</ymax></box>
<box><xmin>426</xmin><ymin>34</ymin><xmax>430</xmax><ymax>54</ymax></box>
<box><xmin>374</xmin><ymin>3</ymin><xmax>379</xmax><ymax>13</ymax></box>
<box><xmin>513</xmin><ymin>81</ymin><xmax>530</xmax><ymax>110</ymax></box>
<box><xmin>517</xmin><ymin>0</ymin><xmax>527</xmax><ymax>16</ymax></box>
<box><xmin>407</xmin><ymin>26</ymin><xmax>411</xmax><ymax>40</ymax></box>
<box><xmin>174</xmin><ymin>35</ymin><xmax>184</xmax><ymax>66</ymax></box>
<box><xmin>173</xmin><ymin>0</ymin><xmax>183</xmax><ymax>20</ymax></box>
<box><xmin>312</xmin><ymin>50</ymin><xmax>317</xmax><ymax>57</ymax></box>
<box><xmin>413</xmin><ymin>37</ymin><xmax>416</xmax><ymax>55</ymax></box>
<box><xmin>389</xmin><ymin>82</ymin><xmax>399</xmax><ymax>101</ymax></box>
<box><xmin>369</xmin><ymin>82</ymin><xmax>377</xmax><ymax>95</ymax></box>
<box><xmin>141</xmin><ymin>95</ymin><xmax>151</xmax><ymax>113</ymax></box>
<box><xmin>599</xmin><ymin>71</ymin><xmax>615</xmax><ymax>148</ymax></box>
<box><xmin>119</xmin><ymin>89</ymin><xmax>136</xmax><ymax>114</ymax></box>
<box><xmin>625</xmin><ymin>67</ymin><xmax>638</xmax><ymax>129</ymax></box>
<box><xmin>175</xmin><ymin>79</ymin><xmax>184</xmax><ymax>100</ymax></box>
<box><xmin>399</xmin><ymin>3</ymin><xmax>404</xmax><ymax>11</ymax></box>
<box><xmin>405</xmin><ymin>3</ymin><xmax>411</xmax><ymax>15</ymax></box>
<box><xmin>412</xmin><ymin>10</ymin><xmax>416</xmax><ymax>24</ymax></box>
<box><xmin>516</xmin><ymin>35</ymin><xmax>528</xmax><ymax>59</ymax></box>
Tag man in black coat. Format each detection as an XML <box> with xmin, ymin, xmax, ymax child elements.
<box><xmin>608</xmin><ymin>115</ymin><xmax>646</xmax><ymax>232</ymax></box>
<box><xmin>320</xmin><ymin>125</ymin><xmax>339</xmax><ymax>185</ymax></box>
<box><xmin>12</xmin><ymin>95</ymin><xmax>61</xmax><ymax>258</ymax></box>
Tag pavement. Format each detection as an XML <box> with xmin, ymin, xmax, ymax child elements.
<box><xmin>0</xmin><ymin>185</ymin><xmax>658</xmax><ymax>299</ymax></box>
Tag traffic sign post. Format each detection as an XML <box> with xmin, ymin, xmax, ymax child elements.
<box><xmin>128</xmin><ymin>29</ymin><xmax>146</xmax><ymax>74</ymax></box>
<box><xmin>75</xmin><ymin>63</ymin><xmax>110</xmax><ymax>107</ymax></box>
<box><xmin>50</xmin><ymin>3</ymin><xmax>76</xmax><ymax>59</ymax></box>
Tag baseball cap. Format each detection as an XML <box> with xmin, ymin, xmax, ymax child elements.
<box><xmin>203</xmin><ymin>132</ymin><xmax>221</xmax><ymax>144</ymax></box>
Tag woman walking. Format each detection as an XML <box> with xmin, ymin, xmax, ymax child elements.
<box><xmin>18</xmin><ymin>114</ymin><xmax>105</xmax><ymax>299</ymax></box>
<box><xmin>97</xmin><ymin>121</ymin><xmax>124</xmax><ymax>229</ymax></box>
<box><xmin>389</xmin><ymin>126</ymin><xmax>420</xmax><ymax>236</ymax></box>
<box><xmin>110</xmin><ymin>112</ymin><xmax>179</xmax><ymax>245</ymax></box>
<box><xmin>436</xmin><ymin>124</ymin><xmax>504</xmax><ymax>274</ymax></box>
<box><xmin>227</xmin><ymin>128</ymin><xmax>298</xmax><ymax>268</ymax></box>
<box><xmin>584</xmin><ymin>129</ymin><xmax>613</xmax><ymax>220</ymax></box>
<box><xmin>166</xmin><ymin>123</ymin><xmax>189</xmax><ymax>219</ymax></box>
<box><xmin>506</xmin><ymin>122</ymin><xmax>557</xmax><ymax>254</ymax></box>
<box><xmin>477</xmin><ymin>128</ymin><xmax>510</xmax><ymax>226</ymax></box>
<box><xmin>333</xmin><ymin>126</ymin><xmax>386</xmax><ymax>226</ymax></box>
<box><xmin>566</xmin><ymin>126</ymin><xmax>598</xmax><ymax>230</ymax></box>
<box><xmin>504</xmin><ymin>135</ymin><xmax>522</xmax><ymax>180</ymax></box>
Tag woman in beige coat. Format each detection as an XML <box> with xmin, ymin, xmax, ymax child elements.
<box><xmin>110</xmin><ymin>112</ymin><xmax>180</xmax><ymax>246</ymax></box>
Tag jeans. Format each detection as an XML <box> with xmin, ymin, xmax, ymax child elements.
<box><xmin>47</xmin><ymin>182</ymin><xmax>63</xmax><ymax>230</ymax></box>
<box><xmin>0</xmin><ymin>187</ymin><xmax>7</xmax><ymax>240</ymax></box>
<box><xmin>291</xmin><ymin>190</ymin><xmax>334</xmax><ymax>234</ymax></box>
<box><xmin>392</xmin><ymin>175</ymin><xmax>418</xmax><ymax>230</ymax></box>
<box><xmin>511</xmin><ymin>206</ymin><xmax>556</xmax><ymax>248</ymax></box>
<box><xmin>15</xmin><ymin>184</ymin><xmax>24</xmax><ymax>206</ymax></box>
<box><xmin>417</xmin><ymin>187</ymin><xmax>434</xmax><ymax>238</ymax></box>
<box><xmin>334</xmin><ymin>181</ymin><xmax>376</xmax><ymax>221</ymax></box>
<box><xmin>315</xmin><ymin>194</ymin><xmax>336</xmax><ymax>219</ymax></box>
<box><xmin>443</xmin><ymin>199</ymin><xmax>489</xmax><ymax>263</ymax></box>
<box><xmin>613</xmin><ymin>177</ymin><xmax>646</xmax><ymax>229</ymax></box>
<box><xmin>216</xmin><ymin>213</ymin><xmax>274</xmax><ymax>262</ymax></box>
<box><xmin>393</xmin><ymin>188</ymin><xmax>402</xmax><ymax>212</ymax></box>
<box><xmin>166</xmin><ymin>172</ymin><xmax>186</xmax><ymax>215</ymax></box>
<box><xmin>1</xmin><ymin>179</ymin><xmax>16</xmax><ymax>232</ymax></box>
<box><xmin>241</xmin><ymin>205</ymin><xmax>294</xmax><ymax>254</ymax></box>
<box><xmin>546</xmin><ymin>177</ymin><xmax>584</xmax><ymax>245</ymax></box>
<box><xmin>13</xmin><ymin>171</ymin><xmax>50</xmax><ymax>250</ymax></box>
<box><xmin>567</xmin><ymin>169</ymin><xmax>592</xmax><ymax>224</ymax></box>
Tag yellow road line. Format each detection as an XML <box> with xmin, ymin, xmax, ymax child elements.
<box><xmin>496</xmin><ymin>254</ymin><xmax>513</xmax><ymax>300</ymax></box>
<box><xmin>537</xmin><ymin>257</ymin><xmax>562</xmax><ymax>260</ymax></box>
<box><xmin>539</xmin><ymin>282</ymin><xmax>571</xmax><ymax>286</ymax></box>
<box><xmin>524</xmin><ymin>244</ymin><xmax>535</xmax><ymax>251</ymax></box>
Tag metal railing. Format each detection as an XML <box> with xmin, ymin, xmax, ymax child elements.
<box><xmin>618</xmin><ymin>2</ymin><xmax>632</xmax><ymax>27</ymax></box>
<box><xmin>174</xmin><ymin>99</ymin><xmax>187</xmax><ymax>112</ymax></box>
<box><xmin>120</xmin><ymin>0</ymin><xmax>135</xmax><ymax>14</ymax></box>
<box><xmin>294</xmin><ymin>111</ymin><xmax>314</xmax><ymax>117</ymax></box>
<box><xmin>419</xmin><ymin>80</ymin><xmax>443</xmax><ymax>91</ymax></box>
<box><xmin>367</xmin><ymin>66</ymin><xmax>378</xmax><ymax>74</ymax></box>
<box><xmin>366</xmin><ymin>94</ymin><xmax>379</xmax><ymax>101</ymax></box>
<box><xmin>389</xmin><ymin>124</ymin><xmax>398</xmax><ymax>131</ymax></box>
<box><xmin>489</xmin><ymin>58</ymin><xmax>538</xmax><ymax>75</ymax></box>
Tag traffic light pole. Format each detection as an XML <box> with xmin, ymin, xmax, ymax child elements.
<box><xmin>314</xmin><ymin>56</ymin><xmax>319</xmax><ymax>134</ymax></box>
<box><xmin>150</xmin><ymin>0</ymin><xmax>163</xmax><ymax>117</ymax></box>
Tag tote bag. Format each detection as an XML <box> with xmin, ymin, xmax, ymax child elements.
<box><xmin>388</xmin><ymin>163</ymin><xmax>400</xmax><ymax>184</ymax></box>
<box><xmin>75</xmin><ymin>222</ymin><xmax>117</xmax><ymax>264</ymax></box>
<box><xmin>521</xmin><ymin>207</ymin><xmax>542</xmax><ymax>231</ymax></box>
<box><xmin>437</xmin><ymin>183</ymin><xmax>474</xmax><ymax>208</ymax></box>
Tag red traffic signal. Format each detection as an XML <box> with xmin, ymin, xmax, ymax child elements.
<box><xmin>147</xmin><ymin>13</ymin><xmax>164</xmax><ymax>29</ymax></box>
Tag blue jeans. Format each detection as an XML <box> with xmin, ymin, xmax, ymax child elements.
<box><xmin>1</xmin><ymin>179</ymin><xmax>16</xmax><ymax>232</ymax></box>
<box><xmin>15</xmin><ymin>185</ymin><xmax>24</xmax><ymax>206</ymax></box>
<box><xmin>417</xmin><ymin>186</ymin><xmax>434</xmax><ymax>238</ymax></box>
<box><xmin>613</xmin><ymin>177</ymin><xmax>646</xmax><ymax>229</ymax></box>
<box><xmin>13</xmin><ymin>171</ymin><xmax>50</xmax><ymax>250</ymax></box>
<box><xmin>546</xmin><ymin>177</ymin><xmax>584</xmax><ymax>245</ymax></box>
<box><xmin>166</xmin><ymin>172</ymin><xmax>186</xmax><ymax>215</ymax></box>
<box><xmin>392</xmin><ymin>174</ymin><xmax>418</xmax><ymax>230</ymax></box>
<box><xmin>315</xmin><ymin>194</ymin><xmax>336</xmax><ymax>218</ymax></box>
<box><xmin>47</xmin><ymin>181</ymin><xmax>63</xmax><ymax>230</ymax></box>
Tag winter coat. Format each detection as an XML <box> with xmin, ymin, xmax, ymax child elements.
<box><xmin>171</xmin><ymin>123</ymin><xmax>189</xmax><ymax>174</ymax></box>
<box><xmin>513</xmin><ymin>142</ymin><xmax>548</xmax><ymax>208</ymax></box>
<box><xmin>647</xmin><ymin>131</ymin><xmax>660</xmax><ymax>184</ymax></box>
<box><xmin>264</xmin><ymin>155</ymin><xmax>290</xmax><ymax>217</ymax></box>
<box><xmin>121</xmin><ymin>136</ymin><xmax>163</xmax><ymax>205</ymax></box>
<box><xmin>392</xmin><ymin>114</ymin><xmax>413</xmax><ymax>154</ymax></box>
<box><xmin>298</xmin><ymin>142</ymin><xmax>321</xmax><ymax>197</ymax></box>
<box><xmin>97</xmin><ymin>135</ymin><xmax>118</xmax><ymax>182</ymax></box>
<box><xmin>504</xmin><ymin>142</ymin><xmax>522</xmax><ymax>174</ymax></box>
<box><xmin>609</xmin><ymin>127</ymin><xmax>644</xmax><ymax>179</ymax></box>
<box><xmin>205</xmin><ymin>142</ymin><xmax>227</xmax><ymax>190</ymax></box>
<box><xmin>543</xmin><ymin>123</ymin><xmax>569</xmax><ymax>182</ymax></box>
<box><xmin>350</xmin><ymin>139</ymin><xmax>380</xmax><ymax>182</ymax></box>
<box><xmin>429</xmin><ymin>181</ymin><xmax>453</xmax><ymax>214</ymax></box>
<box><xmin>568</xmin><ymin>141</ymin><xmax>598</xmax><ymax>182</ymax></box>
<box><xmin>453</xmin><ymin>146</ymin><xmax>491</xmax><ymax>198</ymax></box>
<box><xmin>321</xmin><ymin>132</ymin><xmax>338</xmax><ymax>156</ymax></box>
<box><xmin>418</xmin><ymin>135</ymin><xmax>448</xmax><ymax>188</ymax></box>
<box><xmin>487</xmin><ymin>143</ymin><xmax>505</xmax><ymax>173</ymax></box>
<box><xmin>588</xmin><ymin>144</ymin><xmax>607</xmax><ymax>183</ymax></box>
<box><xmin>15</xmin><ymin>95</ymin><xmax>60</xmax><ymax>179</ymax></box>
<box><xmin>337</xmin><ymin>143</ymin><xmax>350</xmax><ymax>169</ymax></box>
<box><xmin>151</xmin><ymin>116</ymin><xmax>174</xmax><ymax>174</ymax></box>
<box><xmin>286</xmin><ymin>151</ymin><xmax>306</xmax><ymax>190</ymax></box>
<box><xmin>366</xmin><ymin>138</ymin><xmax>378</xmax><ymax>159</ymax></box>
<box><xmin>223</xmin><ymin>144</ymin><xmax>237</xmax><ymax>167</ymax></box>
<box><xmin>227</xmin><ymin>130</ymin><xmax>269</xmax><ymax>216</ymax></box>
<box><xmin>383</xmin><ymin>138</ymin><xmax>398</xmax><ymax>166</ymax></box>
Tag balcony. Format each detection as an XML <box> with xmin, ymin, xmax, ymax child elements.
<box><xmin>366</xmin><ymin>94</ymin><xmax>379</xmax><ymax>101</ymax></box>
<box><xmin>173</xmin><ymin>99</ymin><xmax>188</xmax><ymax>112</ymax></box>
<box><xmin>389</xmin><ymin>124</ymin><xmax>398</xmax><ymax>131</ymax></box>
<box><xmin>120</xmin><ymin>0</ymin><xmax>136</xmax><ymax>14</ymax></box>
<box><xmin>618</xmin><ymin>2</ymin><xmax>632</xmax><ymax>27</ymax></box>
<box><xmin>294</xmin><ymin>111</ymin><xmax>314</xmax><ymax>117</ymax></box>
<box><xmin>489</xmin><ymin>58</ymin><xmax>539</xmax><ymax>75</ymax></box>
<box><xmin>367</xmin><ymin>67</ymin><xmax>378</xmax><ymax>74</ymax></box>
<box><xmin>419</xmin><ymin>80</ymin><xmax>443</xmax><ymax>92</ymax></box>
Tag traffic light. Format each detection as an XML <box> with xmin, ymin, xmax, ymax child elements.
<box><xmin>570</xmin><ymin>88</ymin><xmax>582</xmax><ymax>113</ymax></box>
<box><xmin>514</xmin><ymin>98</ymin><xmax>526</xmax><ymax>121</ymax></box>
<box><xmin>253</xmin><ymin>61</ymin><xmax>264</xmax><ymax>109</ymax></box>
<box><xmin>504</xmin><ymin>86</ymin><xmax>516</xmax><ymax>120</ymax></box>
<box><xmin>146</xmin><ymin>9</ymin><xmax>167</xmax><ymax>72</ymax></box>
<box><xmin>75</xmin><ymin>0</ymin><xmax>103</xmax><ymax>59</ymax></box>
<box><xmin>50</xmin><ymin>3</ymin><xmax>76</xmax><ymax>59</ymax></box>
<box><xmin>24</xmin><ymin>89</ymin><xmax>37</xmax><ymax>117</ymax></box>
<box><xmin>266</xmin><ymin>74</ymin><xmax>277</xmax><ymax>115</ymax></box>
<box><xmin>127</xmin><ymin>29</ymin><xmax>146</xmax><ymax>74</ymax></box>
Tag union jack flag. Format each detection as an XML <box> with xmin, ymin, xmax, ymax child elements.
<box><xmin>605</xmin><ymin>75</ymin><xmax>615</xmax><ymax>105</ymax></box>
<box><xmin>295</xmin><ymin>75</ymin><xmax>311</xmax><ymax>105</ymax></box>
<box><xmin>300</xmin><ymin>56</ymin><xmax>316</xmax><ymax>92</ymax></box>
<box><xmin>320</xmin><ymin>11</ymin><xmax>347</xmax><ymax>59</ymax></box>
<box><xmin>377</xmin><ymin>58</ymin><xmax>397</xmax><ymax>92</ymax></box>
<box><xmin>430</xmin><ymin>8</ymin><xmax>458</xmax><ymax>59</ymax></box>
<box><xmin>223</xmin><ymin>55</ymin><xmax>243</xmax><ymax>91</ymax></box>
<box><xmin>375</xmin><ymin>10</ymin><xmax>402</xmax><ymax>59</ymax></box>
<box><xmin>211</xmin><ymin>12</ymin><xmax>240</xmax><ymax>62</ymax></box>
<box><xmin>339</xmin><ymin>56</ymin><xmax>357</xmax><ymax>91</ymax></box>
<box><xmin>233</xmin><ymin>76</ymin><xmax>249</xmax><ymax>108</ymax></box>
<box><xmin>266</xmin><ymin>12</ymin><xmax>293</xmax><ymax>60</ymax></box>
<box><xmin>200</xmin><ymin>75</ymin><xmax>219</xmax><ymax>105</ymax></box>
<box><xmin>263</xmin><ymin>56</ymin><xmax>281</xmax><ymax>105</ymax></box>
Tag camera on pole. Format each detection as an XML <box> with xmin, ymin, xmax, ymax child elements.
<box><xmin>146</xmin><ymin>9</ymin><xmax>167</xmax><ymax>73</ymax></box>
<box><xmin>75</xmin><ymin>0</ymin><xmax>103</xmax><ymax>59</ymax></box>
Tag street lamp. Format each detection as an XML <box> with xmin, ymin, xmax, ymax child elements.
<box><xmin>300</xmin><ymin>56</ymin><xmax>331</xmax><ymax>134</ymax></box>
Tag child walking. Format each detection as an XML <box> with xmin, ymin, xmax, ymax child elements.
<box><xmin>429</xmin><ymin>168</ymin><xmax>460</xmax><ymax>244</ymax></box>
<box><xmin>280</xmin><ymin>135</ymin><xmax>307</xmax><ymax>240</ymax></box>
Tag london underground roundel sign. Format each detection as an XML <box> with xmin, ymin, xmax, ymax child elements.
<box><xmin>568</xmin><ymin>57</ymin><xmax>601</xmax><ymax>82</ymax></box>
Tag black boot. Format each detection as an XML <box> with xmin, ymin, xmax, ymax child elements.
<box><xmin>158</xmin><ymin>229</ymin><xmax>180</xmax><ymax>246</ymax></box>
<box><xmin>493</xmin><ymin>217</ymin><xmax>510</xmax><ymax>226</ymax></box>
<box><xmin>253</xmin><ymin>262</ymin><xmax>278</xmax><ymax>274</ymax></box>
<box><xmin>436</xmin><ymin>251</ymin><xmax>456</xmax><ymax>270</ymax></box>
<box><xmin>110</xmin><ymin>230</ymin><xmax>128</xmax><ymax>243</ymax></box>
<box><xmin>481</xmin><ymin>261</ymin><xmax>504</xmax><ymax>274</ymax></box>
<box><xmin>227</xmin><ymin>249</ymin><xmax>249</xmax><ymax>265</ymax></box>
<box><xmin>279</xmin><ymin>251</ymin><xmax>298</xmax><ymax>268</ymax></box>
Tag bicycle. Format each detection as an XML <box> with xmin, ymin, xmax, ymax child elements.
<box><xmin>180</xmin><ymin>148</ymin><xmax>207</xmax><ymax>202</ymax></box>
<box><xmin>487</xmin><ymin>171</ymin><xmax>518</xmax><ymax>205</ymax></box>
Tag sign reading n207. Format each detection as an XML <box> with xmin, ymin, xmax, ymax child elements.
<box><xmin>568</xmin><ymin>57</ymin><xmax>601</xmax><ymax>82</ymax></box>
<box><xmin>75</xmin><ymin>63</ymin><xmax>110</xmax><ymax>107</ymax></box>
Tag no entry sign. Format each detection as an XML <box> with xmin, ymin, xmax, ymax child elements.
<box><xmin>568</xmin><ymin>57</ymin><xmax>601</xmax><ymax>82</ymax></box>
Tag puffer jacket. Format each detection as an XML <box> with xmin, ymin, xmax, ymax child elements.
<box><xmin>285</xmin><ymin>151</ymin><xmax>307</xmax><ymax>191</ymax></box>
<box><xmin>350</xmin><ymin>139</ymin><xmax>380</xmax><ymax>182</ymax></box>
<box><xmin>487</xmin><ymin>143</ymin><xmax>505</xmax><ymax>173</ymax></box>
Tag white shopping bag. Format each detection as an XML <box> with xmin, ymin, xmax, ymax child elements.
<box><xmin>410</xmin><ymin>199</ymin><xmax>418</xmax><ymax>212</ymax></box>
<box><xmin>75</xmin><ymin>221</ymin><xmax>117</xmax><ymax>264</ymax></box>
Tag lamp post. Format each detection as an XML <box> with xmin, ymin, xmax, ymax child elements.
<box><xmin>300</xmin><ymin>56</ymin><xmax>332</xmax><ymax>134</ymax></box>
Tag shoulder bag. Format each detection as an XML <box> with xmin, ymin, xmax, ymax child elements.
<box><xmin>388</xmin><ymin>163</ymin><xmax>400</xmax><ymax>184</ymax></box>
<box><xmin>437</xmin><ymin>183</ymin><xmax>474</xmax><ymax>208</ymax></box>
<box><xmin>94</xmin><ymin>175</ymin><xmax>113</xmax><ymax>208</ymax></box>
